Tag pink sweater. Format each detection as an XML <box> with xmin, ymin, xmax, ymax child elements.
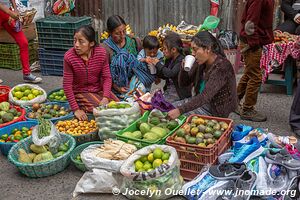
<box><xmin>63</xmin><ymin>46</ymin><xmax>112</xmax><ymax>111</ymax></box>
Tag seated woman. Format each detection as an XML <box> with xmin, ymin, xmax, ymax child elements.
<box><xmin>168</xmin><ymin>31</ymin><xmax>237</xmax><ymax>119</ymax></box>
<box><xmin>63</xmin><ymin>25</ymin><xmax>118</xmax><ymax>121</ymax></box>
<box><xmin>101</xmin><ymin>15</ymin><xmax>154</xmax><ymax>99</ymax></box>
<box><xmin>277</xmin><ymin>0</ymin><xmax>300</xmax><ymax>35</ymax></box>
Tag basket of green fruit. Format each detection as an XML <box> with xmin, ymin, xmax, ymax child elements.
<box><xmin>24</xmin><ymin>102</ymin><xmax>73</xmax><ymax>124</ymax></box>
<box><xmin>8</xmin><ymin>133</ymin><xmax>76</xmax><ymax>178</ymax></box>
<box><xmin>47</xmin><ymin>88</ymin><xmax>67</xmax><ymax>102</ymax></box>
<box><xmin>70</xmin><ymin>141</ymin><xmax>103</xmax><ymax>172</ymax></box>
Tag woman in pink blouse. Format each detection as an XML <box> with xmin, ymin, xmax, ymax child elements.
<box><xmin>63</xmin><ymin>25</ymin><xmax>118</xmax><ymax>121</ymax></box>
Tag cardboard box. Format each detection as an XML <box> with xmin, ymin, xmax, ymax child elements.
<box><xmin>0</xmin><ymin>23</ymin><xmax>37</xmax><ymax>43</ymax></box>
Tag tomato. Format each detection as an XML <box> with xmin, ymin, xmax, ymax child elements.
<box><xmin>13</xmin><ymin>140</ymin><xmax>19</xmax><ymax>143</ymax></box>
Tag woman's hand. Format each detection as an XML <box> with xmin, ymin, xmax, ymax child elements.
<box><xmin>74</xmin><ymin>109</ymin><xmax>88</xmax><ymax>121</ymax></box>
<box><xmin>168</xmin><ymin>108</ymin><xmax>181</xmax><ymax>120</ymax></box>
<box><xmin>145</xmin><ymin>57</ymin><xmax>159</xmax><ymax>65</ymax></box>
<box><xmin>100</xmin><ymin>97</ymin><xmax>109</xmax><ymax>105</ymax></box>
<box><xmin>10</xmin><ymin>10</ymin><xmax>20</xmax><ymax>19</ymax></box>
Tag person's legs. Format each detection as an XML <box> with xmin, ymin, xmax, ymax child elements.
<box><xmin>276</xmin><ymin>20</ymin><xmax>297</xmax><ymax>34</ymax></box>
<box><xmin>240</xmin><ymin>47</ymin><xmax>267</xmax><ymax>122</ymax></box>
<box><xmin>0</xmin><ymin>9</ymin><xmax>42</xmax><ymax>83</ymax></box>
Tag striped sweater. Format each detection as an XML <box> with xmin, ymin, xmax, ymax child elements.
<box><xmin>63</xmin><ymin>46</ymin><xmax>112</xmax><ymax>111</ymax></box>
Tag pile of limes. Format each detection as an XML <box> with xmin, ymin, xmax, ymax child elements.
<box><xmin>48</xmin><ymin>89</ymin><xmax>67</xmax><ymax>102</ymax></box>
<box><xmin>12</xmin><ymin>86</ymin><xmax>44</xmax><ymax>101</ymax></box>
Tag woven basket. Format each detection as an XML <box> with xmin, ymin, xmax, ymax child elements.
<box><xmin>24</xmin><ymin>102</ymin><xmax>74</xmax><ymax>124</ymax></box>
<box><xmin>70</xmin><ymin>141</ymin><xmax>103</xmax><ymax>172</ymax></box>
<box><xmin>0</xmin><ymin>121</ymin><xmax>38</xmax><ymax>156</ymax></box>
<box><xmin>8</xmin><ymin>134</ymin><xmax>76</xmax><ymax>178</ymax></box>
<box><xmin>55</xmin><ymin>114</ymin><xmax>99</xmax><ymax>146</ymax></box>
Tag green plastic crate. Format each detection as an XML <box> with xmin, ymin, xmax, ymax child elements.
<box><xmin>36</xmin><ymin>16</ymin><xmax>91</xmax><ymax>50</ymax></box>
<box><xmin>116</xmin><ymin>111</ymin><xmax>186</xmax><ymax>149</ymax></box>
<box><xmin>0</xmin><ymin>41</ymin><xmax>38</xmax><ymax>70</ymax></box>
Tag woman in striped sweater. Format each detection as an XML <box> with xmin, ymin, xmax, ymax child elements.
<box><xmin>63</xmin><ymin>25</ymin><xmax>118</xmax><ymax>121</ymax></box>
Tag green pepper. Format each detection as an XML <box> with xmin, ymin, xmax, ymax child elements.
<box><xmin>58</xmin><ymin>142</ymin><xmax>69</xmax><ymax>152</ymax></box>
<box><xmin>21</xmin><ymin>127</ymin><xmax>29</xmax><ymax>132</ymax></box>
<box><xmin>1</xmin><ymin>134</ymin><xmax>8</xmax><ymax>141</ymax></box>
<box><xmin>12</xmin><ymin>128</ymin><xmax>19</xmax><ymax>134</ymax></box>
<box><xmin>14</xmin><ymin>135</ymin><xmax>23</xmax><ymax>141</ymax></box>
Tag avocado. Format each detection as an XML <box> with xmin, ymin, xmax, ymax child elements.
<box><xmin>205</xmin><ymin>127</ymin><xmax>213</xmax><ymax>133</ymax></box>
<box><xmin>206</xmin><ymin>121</ymin><xmax>215</xmax><ymax>128</ymax></box>
<box><xmin>187</xmin><ymin>137</ymin><xmax>196</xmax><ymax>144</ymax></box>
<box><xmin>157</xmin><ymin>123</ymin><xmax>168</xmax><ymax>128</ymax></box>
<box><xmin>176</xmin><ymin>128</ymin><xmax>185</xmax><ymax>137</ymax></box>
<box><xmin>204</xmin><ymin>133</ymin><xmax>213</xmax><ymax>139</ymax></box>
<box><xmin>213</xmin><ymin>130</ymin><xmax>223</xmax><ymax>139</ymax></box>
<box><xmin>149</xmin><ymin>117</ymin><xmax>160</xmax><ymax>126</ymax></box>
<box><xmin>195</xmin><ymin>137</ymin><xmax>203</xmax><ymax>144</ymax></box>
<box><xmin>198</xmin><ymin>125</ymin><xmax>206</xmax><ymax>133</ymax></box>
<box><xmin>2</xmin><ymin>113</ymin><xmax>14</xmax><ymax>122</ymax></box>
<box><xmin>213</xmin><ymin>123</ymin><xmax>221</xmax><ymax>131</ymax></box>
<box><xmin>8</xmin><ymin>108</ymin><xmax>18</xmax><ymax>116</ymax></box>
<box><xmin>167</xmin><ymin>120</ymin><xmax>179</xmax><ymax>130</ymax></box>
<box><xmin>207</xmin><ymin>138</ymin><xmax>214</xmax><ymax>144</ymax></box>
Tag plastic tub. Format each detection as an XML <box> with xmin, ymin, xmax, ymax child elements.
<box><xmin>0</xmin><ymin>86</ymin><xmax>10</xmax><ymax>102</ymax></box>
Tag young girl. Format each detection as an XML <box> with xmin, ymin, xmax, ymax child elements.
<box><xmin>146</xmin><ymin>32</ymin><xmax>191</xmax><ymax>100</ymax></box>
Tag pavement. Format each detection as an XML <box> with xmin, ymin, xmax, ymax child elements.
<box><xmin>0</xmin><ymin>68</ymin><xmax>296</xmax><ymax>200</ymax></box>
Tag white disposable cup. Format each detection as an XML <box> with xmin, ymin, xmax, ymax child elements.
<box><xmin>148</xmin><ymin>64</ymin><xmax>157</xmax><ymax>74</ymax></box>
<box><xmin>184</xmin><ymin>55</ymin><xmax>196</xmax><ymax>72</ymax></box>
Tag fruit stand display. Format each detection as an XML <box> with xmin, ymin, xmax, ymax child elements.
<box><xmin>9</xmin><ymin>84</ymin><xmax>47</xmax><ymax>106</ymax></box>
<box><xmin>56</xmin><ymin>115</ymin><xmax>99</xmax><ymax>145</ymax></box>
<box><xmin>166</xmin><ymin>115</ymin><xmax>233</xmax><ymax>180</ymax></box>
<box><xmin>0</xmin><ymin>121</ymin><xmax>37</xmax><ymax>156</ymax></box>
<box><xmin>47</xmin><ymin>88</ymin><xmax>67</xmax><ymax>102</ymax></box>
<box><xmin>120</xmin><ymin>145</ymin><xmax>183</xmax><ymax>200</ymax></box>
<box><xmin>0</xmin><ymin>101</ymin><xmax>26</xmax><ymax>128</ymax></box>
<box><xmin>25</xmin><ymin>102</ymin><xmax>73</xmax><ymax>123</ymax></box>
<box><xmin>116</xmin><ymin>110</ymin><xmax>186</xmax><ymax>149</ymax></box>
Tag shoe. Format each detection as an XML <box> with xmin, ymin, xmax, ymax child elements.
<box><xmin>285</xmin><ymin>144</ymin><xmax>300</xmax><ymax>160</ymax></box>
<box><xmin>201</xmin><ymin>180</ymin><xmax>235</xmax><ymax>200</ymax></box>
<box><xmin>209</xmin><ymin>163</ymin><xmax>247</xmax><ymax>180</ymax></box>
<box><xmin>284</xmin><ymin>175</ymin><xmax>300</xmax><ymax>200</ymax></box>
<box><xmin>234</xmin><ymin>135</ymin><xmax>268</xmax><ymax>154</ymax></box>
<box><xmin>228</xmin><ymin>137</ymin><xmax>265</xmax><ymax>163</ymax></box>
<box><xmin>231</xmin><ymin>124</ymin><xmax>253</xmax><ymax>145</ymax></box>
<box><xmin>234</xmin><ymin>103</ymin><xmax>243</xmax><ymax>116</ymax></box>
<box><xmin>265</xmin><ymin>149</ymin><xmax>300</xmax><ymax>170</ymax></box>
<box><xmin>241</xmin><ymin>109</ymin><xmax>267</xmax><ymax>122</ymax></box>
<box><xmin>182</xmin><ymin>170</ymin><xmax>217</xmax><ymax>199</ymax></box>
<box><xmin>267</xmin><ymin>133</ymin><xmax>297</xmax><ymax>148</ymax></box>
<box><xmin>267</xmin><ymin>164</ymin><xmax>289</xmax><ymax>193</ymax></box>
<box><xmin>256</xmin><ymin>157</ymin><xmax>268</xmax><ymax>191</ymax></box>
<box><xmin>218</xmin><ymin>151</ymin><xmax>234</xmax><ymax>164</ymax></box>
<box><xmin>23</xmin><ymin>73</ymin><xmax>42</xmax><ymax>83</ymax></box>
<box><xmin>231</xmin><ymin>170</ymin><xmax>257</xmax><ymax>200</ymax></box>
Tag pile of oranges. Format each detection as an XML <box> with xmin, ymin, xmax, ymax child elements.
<box><xmin>56</xmin><ymin>119</ymin><xmax>97</xmax><ymax>136</ymax></box>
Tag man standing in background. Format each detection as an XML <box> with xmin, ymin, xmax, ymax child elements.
<box><xmin>236</xmin><ymin>0</ymin><xmax>274</xmax><ymax>122</ymax></box>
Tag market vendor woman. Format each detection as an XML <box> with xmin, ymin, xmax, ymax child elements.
<box><xmin>101</xmin><ymin>15</ymin><xmax>147</xmax><ymax>97</ymax></box>
<box><xmin>63</xmin><ymin>25</ymin><xmax>118</xmax><ymax>121</ymax></box>
<box><xmin>168</xmin><ymin>31</ymin><xmax>237</xmax><ymax>119</ymax></box>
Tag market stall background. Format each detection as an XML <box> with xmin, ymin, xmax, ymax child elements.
<box><xmin>0</xmin><ymin>69</ymin><xmax>295</xmax><ymax>199</ymax></box>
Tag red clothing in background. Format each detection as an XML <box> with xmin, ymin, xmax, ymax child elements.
<box><xmin>63</xmin><ymin>46</ymin><xmax>113</xmax><ymax>111</ymax></box>
<box><xmin>240</xmin><ymin>0</ymin><xmax>274</xmax><ymax>48</ymax></box>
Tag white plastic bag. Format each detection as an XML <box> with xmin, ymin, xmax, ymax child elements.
<box><xmin>32</xmin><ymin>122</ymin><xmax>61</xmax><ymax>147</ymax></box>
<box><xmin>120</xmin><ymin>145</ymin><xmax>183</xmax><ymax>200</ymax></box>
<box><xmin>81</xmin><ymin>144</ymin><xmax>126</xmax><ymax>172</ymax></box>
<box><xmin>9</xmin><ymin>84</ymin><xmax>47</xmax><ymax>106</ymax></box>
<box><xmin>93</xmin><ymin>102</ymin><xmax>141</xmax><ymax>140</ymax></box>
<box><xmin>73</xmin><ymin>169</ymin><xmax>123</xmax><ymax>197</ymax></box>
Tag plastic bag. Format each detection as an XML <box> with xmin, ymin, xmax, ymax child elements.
<box><xmin>9</xmin><ymin>84</ymin><xmax>47</xmax><ymax>106</ymax></box>
<box><xmin>32</xmin><ymin>121</ymin><xmax>61</xmax><ymax>149</ymax></box>
<box><xmin>151</xmin><ymin>91</ymin><xmax>175</xmax><ymax>112</ymax></box>
<box><xmin>120</xmin><ymin>145</ymin><xmax>183</xmax><ymax>200</ymax></box>
<box><xmin>218</xmin><ymin>30</ymin><xmax>238</xmax><ymax>50</ymax></box>
<box><xmin>81</xmin><ymin>142</ymin><xmax>136</xmax><ymax>172</ymax></box>
<box><xmin>73</xmin><ymin>169</ymin><xmax>123</xmax><ymax>197</ymax></box>
<box><xmin>93</xmin><ymin>102</ymin><xmax>141</xmax><ymax>140</ymax></box>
